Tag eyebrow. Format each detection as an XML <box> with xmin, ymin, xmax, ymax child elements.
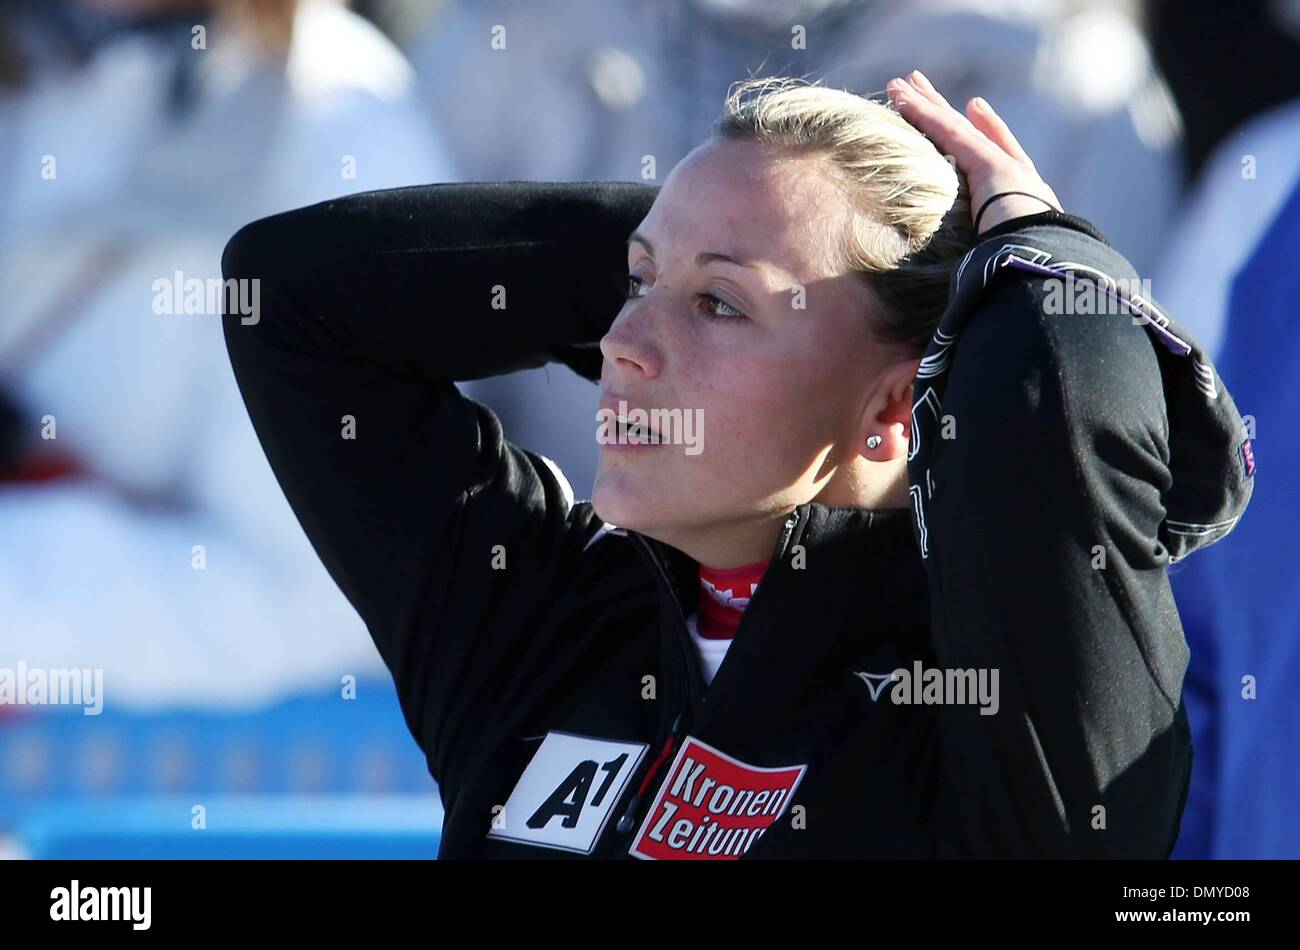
<box><xmin>627</xmin><ymin>231</ymin><xmax>758</xmax><ymax>270</ymax></box>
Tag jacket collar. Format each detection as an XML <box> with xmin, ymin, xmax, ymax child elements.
<box><xmin>626</xmin><ymin>502</ymin><xmax>931</xmax><ymax>739</ymax></box>
<box><xmin>630</xmin><ymin>502</ymin><xmax>925</xmax><ymax>614</ymax></box>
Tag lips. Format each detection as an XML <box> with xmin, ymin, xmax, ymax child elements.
<box><xmin>599</xmin><ymin>392</ymin><xmax>663</xmax><ymax>440</ymax></box>
<box><xmin>599</xmin><ymin>392</ymin><xmax>643</xmax><ymax>419</ymax></box>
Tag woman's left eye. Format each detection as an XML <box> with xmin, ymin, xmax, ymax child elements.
<box><xmin>626</xmin><ymin>274</ymin><xmax>648</xmax><ymax>299</ymax></box>
<box><xmin>699</xmin><ymin>294</ymin><xmax>745</xmax><ymax>321</ymax></box>
<box><xmin>626</xmin><ymin>273</ymin><xmax>745</xmax><ymax>321</ymax></box>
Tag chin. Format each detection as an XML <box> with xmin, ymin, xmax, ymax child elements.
<box><xmin>590</xmin><ymin>477</ymin><xmax>636</xmax><ymax>530</ymax></box>
<box><xmin>591</xmin><ymin>470</ymin><xmax>665</xmax><ymax>535</ymax></box>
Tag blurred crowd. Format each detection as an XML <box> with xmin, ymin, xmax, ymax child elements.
<box><xmin>0</xmin><ymin>0</ymin><xmax>1296</xmax><ymax>857</ymax></box>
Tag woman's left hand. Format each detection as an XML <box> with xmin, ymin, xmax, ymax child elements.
<box><xmin>886</xmin><ymin>70</ymin><xmax>1062</xmax><ymax>236</ymax></box>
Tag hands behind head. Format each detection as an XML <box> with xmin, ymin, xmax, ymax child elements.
<box><xmin>886</xmin><ymin>70</ymin><xmax>1062</xmax><ymax>236</ymax></box>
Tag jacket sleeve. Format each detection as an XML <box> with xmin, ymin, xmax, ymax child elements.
<box><xmin>220</xmin><ymin>181</ymin><xmax>657</xmax><ymax>786</ymax></box>
<box><xmin>1165</xmin><ymin>558</ymin><xmax>1220</xmax><ymax>858</ymax></box>
<box><xmin>914</xmin><ymin>212</ymin><xmax>1211</xmax><ymax>857</ymax></box>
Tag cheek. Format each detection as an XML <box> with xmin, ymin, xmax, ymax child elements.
<box><xmin>681</xmin><ymin>338</ymin><xmax>849</xmax><ymax>490</ymax></box>
<box><xmin>591</xmin><ymin>315</ymin><xmax>869</xmax><ymax>528</ymax></box>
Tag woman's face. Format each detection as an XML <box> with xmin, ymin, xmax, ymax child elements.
<box><xmin>593</xmin><ymin>137</ymin><xmax>905</xmax><ymax>558</ymax></box>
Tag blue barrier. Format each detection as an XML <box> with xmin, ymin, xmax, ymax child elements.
<box><xmin>0</xmin><ymin>678</ymin><xmax>443</xmax><ymax>857</ymax></box>
<box><xmin>13</xmin><ymin>794</ymin><xmax>443</xmax><ymax>859</ymax></box>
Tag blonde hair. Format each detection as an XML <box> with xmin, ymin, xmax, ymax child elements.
<box><xmin>715</xmin><ymin>76</ymin><xmax>973</xmax><ymax>353</ymax></box>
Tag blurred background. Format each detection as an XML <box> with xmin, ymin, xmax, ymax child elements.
<box><xmin>0</xmin><ymin>0</ymin><xmax>1295</xmax><ymax>859</ymax></box>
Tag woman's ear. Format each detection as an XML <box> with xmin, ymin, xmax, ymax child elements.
<box><xmin>859</xmin><ymin>356</ymin><xmax>921</xmax><ymax>461</ymax></box>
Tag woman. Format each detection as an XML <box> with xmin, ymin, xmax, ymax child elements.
<box><xmin>220</xmin><ymin>72</ymin><xmax>1252</xmax><ymax>858</ymax></box>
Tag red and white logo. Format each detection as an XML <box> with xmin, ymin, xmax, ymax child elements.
<box><xmin>629</xmin><ymin>736</ymin><xmax>806</xmax><ymax>860</ymax></box>
<box><xmin>701</xmin><ymin>578</ymin><xmax>758</xmax><ymax>611</ymax></box>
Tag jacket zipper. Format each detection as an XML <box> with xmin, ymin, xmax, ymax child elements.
<box><xmin>613</xmin><ymin>511</ymin><xmax>805</xmax><ymax>836</ymax></box>
<box><xmin>616</xmin><ymin>533</ymin><xmax>697</xmax><ymax>834</ymax></box>
<box><xmin>615</xmin><ymin>710</ymin><xmax>686</xmax><ymax>833</ymax></box>
<box><xmin>692</xmin><ymin>511</ymin><xmax>802</xmax><ymax>714</ymax></box>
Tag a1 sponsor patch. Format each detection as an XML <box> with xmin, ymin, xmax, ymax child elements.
<box><xmin>630</xmin><ymin>736</ymin><xmax>806</xmax><ymax>860</ymax></box>
<box><xmin>487</xmin><ymin>731</ymin><xmax>648</xmax><ymax>855</ymax></box>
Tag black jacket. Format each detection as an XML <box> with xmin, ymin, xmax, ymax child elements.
<box><xmin>220</xmin><ymin>181</ymin><xmax>1253</xmax><ymax>859</ymax></box>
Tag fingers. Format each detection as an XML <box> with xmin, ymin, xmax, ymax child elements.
<box><xmin>886</xmin><ymin>73</ymin><xmax>998</xmax><ymax>171</ymax></box>
<box><xmin>903</xmin><ymin>68</ymin><xmax>953</xmax><ymax>111</ymax></box>
<box><xmin>964</xmin><ymin>96</ymin><xmax>1036</xmax><ymax>168</ymax></box>
<box><xmin>887</xmin><ymin>70</ymin><xmax>1038</xmax><ymax>171</ymax></box>
<box><xmin>886</xmin><ymin>69</ymin><xmax>1063</xmax><ymax>230</ymax></box>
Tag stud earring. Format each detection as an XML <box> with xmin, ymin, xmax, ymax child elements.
<box><xmin>866</xmin><ymin>435</ymin><xmax>882</xmax><ymax>449</ymax></box>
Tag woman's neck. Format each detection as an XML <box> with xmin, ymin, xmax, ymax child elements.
<box><xmin>649</xmin><ymin>460</ymin><xmax>909</xmax><ymax>569</ymax></box>
<box><xmin>814</xmin><ymin>455</ymin><xmax>911</xmax><ymax>510</ymax></box>
<box><xmin>658</xmin><ymin>515</ymin><xmax>788</xmax><ymax>570</ymax></box>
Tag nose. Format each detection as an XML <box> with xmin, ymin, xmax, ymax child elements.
<box><xmin>599</xmin><ymin>304</ymin><xmax>663</xmax><ymax>380</ymax></box>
